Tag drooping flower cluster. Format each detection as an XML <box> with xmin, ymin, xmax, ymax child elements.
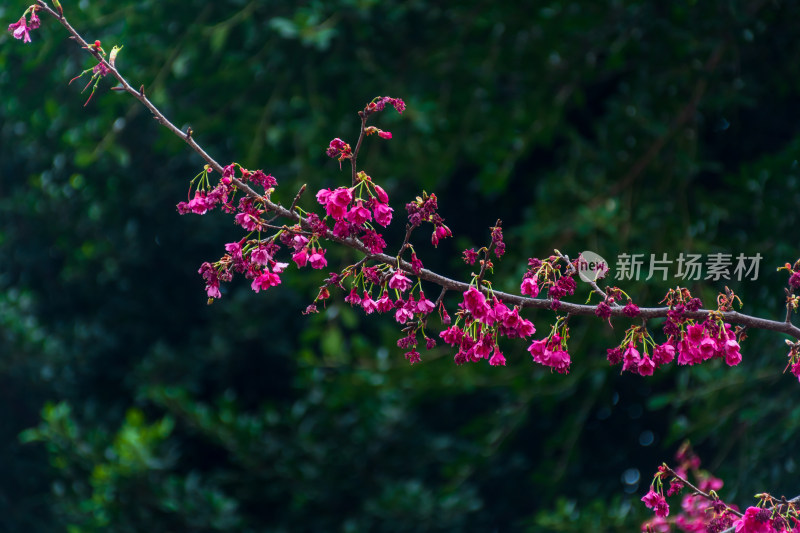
<box><xmin>520</xmin><ymin>255</ymin><xmax>578</xmax><ymax>309</ymax></box>
<box><xmin>604</xmin><ymin>288</ymin><xmax>743</xmax><ymax>377</ymax></box>
<box><xmin>177</xmin><ymin>163</ymin><xmax>276</xmax><ymax>218</ymax></box>
<box><xmin>592</xmin><ymin>286</ymin><xmax>640</xmax><ymax>324</ymax></box>
<box><xmin>316</xmin><ymin>171</ymin><xmax>393</xmax><ymax>251</ymax></box>
<box><xmin>527</xmin><ymin>317</ymin><xmax>571</xmax><ymax>373</ymax></box>
<box><xmin>365</xmin><ymin>96</ymin><xmax>406</xmax><ymax>116</ymax></box>
<box><xmin>325</xmin><ymin>138</ymin><xmax>352</xmax><ymax>165</ymax></box>
<box><xmin>7</xmin><ymin>6</ymin><xmax>40</xmax><ymax>44</ymax></box>
<box><xmin>177</xmin><ymin>163</ymin><xmax>329</xmax><ymax>300</ymax></box>
<box><xmin>439</xmin><ymin>286</ymin><xmax>535</xmax><ymax>366</ymax></box>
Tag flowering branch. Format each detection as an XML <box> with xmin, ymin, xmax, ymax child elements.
<box><xmin>10</xmin><ymin>1</ymin><xmax>800</xmax><ymax>376</ymax></box>
<box><xmin>642</xmin><ymin>445</ymin><xmax>800</xmax><ymax>532</ymax></box>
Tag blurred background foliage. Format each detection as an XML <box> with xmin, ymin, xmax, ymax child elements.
<box><xmin>2</xmin><ymin>0</ymin><xmax>800</xmax><ymax>531</ymax></box>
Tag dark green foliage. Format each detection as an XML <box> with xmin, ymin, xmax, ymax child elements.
<box><xmin>2</xmin><ymin>0</ymin><xmax>800</xmax><ymax>530</ymax></box>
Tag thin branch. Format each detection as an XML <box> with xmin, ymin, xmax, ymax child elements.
<box><xmin>350</xmin><ymin>113</ymin><xmax>368</xmax><ymax>186</ymax></box>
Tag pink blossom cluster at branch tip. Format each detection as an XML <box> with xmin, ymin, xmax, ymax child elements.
<box><xmin>367</xmin><ymin>96</ymin><xmax>406</xmax><ymax>115</ymax></box>
<box><xmin>8</xmin><ymin>7</ymin><xmax>40</xmax><ymax>44</ymax></box>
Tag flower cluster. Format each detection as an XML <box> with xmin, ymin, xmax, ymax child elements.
<box><xmin>520</xmin><ymin>255</ymin><xmax>578</xmax><ymax>309</ymax></box>
<box><xmin>7</xmin><ymin>6</ymin><xmax>40</xmax><ymax>44</ymax></box>
<box><xmin>325</xmin><ymin>138</ymin><xmax>352</xmax><ymax>164</ymax></box>
<box><xmin>642</xmin><ymin>444</ymin><xmax>735</xmax><ymax>533</ymax></box>
<box><xmin>198</xmin><ymin>240</ymin><xmax>289</xmax><ymax>300</ymax></box>
<box><xmin>439</xmin><ymin>286</ymin><xmax>536</xmax><ymax>366</ymax></box>
<box><xmin>365</xmin><ymin>96</ymin><xmax>406</xmax><ymax>116</ymax></box>
<box><xmin>593</xmin><ymin>286</ymin><xmax>640</xmax><ymax>324</ymax></box>
<box><xmin>177</xmin><ymin>163</ymin><xmax>275</xmax><ymax>217</ymax></box>
<box><xmin>642</xmin><ymin>443</ymin><xmax>800</xmax><ymax>532</ymax></box>
<box><xmin>177</xmin><ymin>163</ymin><xmax>329</xmax><ymax>300</ymax></box>
<box><xmin>604</xmin><ymin>288</ymin><xmax>743</xmax><ymax>377</ymax></box>
<box><xmin>732</xmin><ymin>506</ymin><xmax>799</xmax><ymax>533</ymax></box>
<box><xmin>316</xmin><ymin>171</ymin><xmax>393</xmax><ymax>250</ymax></box>
<box><xmin>527</xmin><ymin>317</ymin><xmax>571</xmax><ymax>373</ymax></box>
<box><xmin>404</xmin><ymin>191</ymin><xmax>452</xmax><ymax>247</ymax></box>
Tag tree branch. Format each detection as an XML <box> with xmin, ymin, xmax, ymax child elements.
<box><xmin>36</xmin><ymin>0</ymin><xmax>800</xmax><ymax>347</ymax></box>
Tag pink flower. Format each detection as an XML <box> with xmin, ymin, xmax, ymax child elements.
<box><xmin>638</xmin><ymin>356</ymin><xmax>655</xmax><ymax>376</ymax></box>
<box><xmin>528</xmin><ymin>339</ymin><xmax>548</xmax><ymax>362</ymax></box>
<box><xmin>291</xmin><ymin>235</ymin><xmax>309</xmax><ymax>251</ymax></box>
<box><xmin>378</xmin><ymin>130</ymin><xmax>392</xmax><ymax>139</ymax></box>
<box><xmin>462</xmin><ymin>287</ymin><xmax>490</xmax><ymax>321</ymax></box>
<box><xmin>791</xmin><ymin>361</ymin><xmax>800</xmax><ymax>382</ymax></box>
<box><xmin>320</xmin><ymin>186</ymin><xmax>352</xmax><ymax>220</ymax></box>
<box><xmin>344</xmin><ymin>288</ymin><xmax>362</xmax><ymax>306</ymax></box>
<box><xmin>489</xmin><ymin>346</ymin><xmax>506</xmax><ymax>366</ymax></box>
<box><xmin>687</xmin><ymin>323</ymin><xmax>705</xmax><ymax>344</ymax></box>
<box><xmin>416</xmin><ymin>292</ymin><xmax>435</xmax><ymax>314</ymax></box>
<box><xmin>29</xmin><ymin>10</ymin><xmax>41</xmax><ymax>30</ymax></box>
<box><xmin>405</xmin><ymin>349</ymin><xmax>421</xmax><ymax>365</ymax></box>
<box><xmin>325</xmin><ymin>138</ymin><xmax>352</xmax><ymax>160</ymax></box>
<box><xmin>677</xmin><ymin>338</ymin><xmax>701</xmax><ymax>365</ymax></box>
<box><xmin>641</xmin><ymin>489</ymin><xmax>668</xmax><ymax>512</ymax></box>
<box><xmin>250</xmin><ymin>246</ymin><xmax>271</xmax><ymax>265</ymax></box>
<box><xmin>388</xmin><ymin>270</ymin><xmax>412</xmax><ymax>292</ymax></box>
<box><xmin>521</xmin><ymin>277</ymin><xmax>540</xmax><ymax>297</ymax></box>
<box><xmin>431</xmin><ymin>225</ymin><xmax>452</xmax><ymax>247</ymax></box>
<box><xmin>395</xmin><ymin>306</ymin><xmax>414</xmax><ymax>324</ymax></box>
<box><xmin>8</xmin><ymin>16</ymin><xmax>31</xmax><ymax>43</ymax></box>
<box><xmin>224</xmin><ymin>241</ymin><xmax>243</xmax><ymax>258</ymax></box>
<box><xmin>360</xmin><ymin>229</ymin><xmax>387</xmax><ymax>254</ymax></box>
<box><xmin>440</xmin><ymin>326</ymin><xmax>464</xmax><ymax>346</ymax></box>
<box><xmin>653</xmin><ymin>343</ymin><xmax>676</xmax><ymax>365</ymax></box>
<box><xmin>376</xmin><ymin>291</ymin><xmax>394</xmax><ymax>313</ymax></box>
<box><xmin>622</xmin><ymin>345</ymin><xmax>641</xmax><ymax>372</ymax></box>
<box><xmin>724</xmin><ymin>339</ymin><xmax>742</xmax><ymax>366</ymax></box>
<box><xmin>373</xmin><ymin>184</ymin><xmax>389</xmax><ymax>204</ymax></box>
<box><xmin>308</xmin><ymin>248</ymin><xmax>327</xmax><ymax>269</ymax></box>
<box><xmin>515</xmin><ymin>318</ymin><xmax>536</xmax><ymax>338</ymax></box>
<box><xmin>410</xmin><ymin>253</ymin><xmax>423</xmax><ymax>274</ymax></box>
<box><xmin>698</xmin><ymin>336</ymin><xmax>716</xmax><ymax>360</ymax></box>
<box><xmin>463</xmin><ymin>248</ymin><xmax>478</xmax><ymax>265</ymax></box>
<box><xmin>205</xmin><ymin>282</ymin><xmax>221</xmax><ymax>299</ymax></box>
<box><xmin>489</xmin><ymin>300</ymin><xmax>511</xmax><ymax>326</ymax></box>
<box><xmin>345</xmin><ymin>200</ymin><xmax>372</xmax><ymax>225</ymax></box>
<box><xmin>546</xmin><ymin>349</ymin><xmax>571</xmax><ymax>374</ymax></box>
<box><xmin>186</xmin><ymin>190</ymin><xmax>211</xmax><ymax>214</ymax></box>
<box><xmin>316</xmin><ymin>188</ymin><xmax>332</xmax><ymax>206</ymax></box>
<box><xmin>623</xmin><ymin>301</ymin><xmax>640</xmax><ymax>317</ymax></box>
<box><xmin>733</xmin><ymin>506</ymin><xmax>774</xmax><ymax>533</ymax></box>
<box><xmin>292</xmin><ymin>248</ymin><xmax>309</xmax><ymax>268</ymax></box>
<box><xmin>251</xmin><ymin>269</ymin><xmax>281</xmax><ymax>293</ymax></box>
<box><xmin>362</xmin><ymin>292</ymin><xmax>378</xmax><ymax>314</ymax></box>
<box><xmin>332</xmin><ymin>219</ymin><xmax>354</xmax><ymax>239</ymax></box>
<box><xmin>373</xmin><ymin>202</ymin><xmax>393</xmax><ymax>227</ymax></box>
